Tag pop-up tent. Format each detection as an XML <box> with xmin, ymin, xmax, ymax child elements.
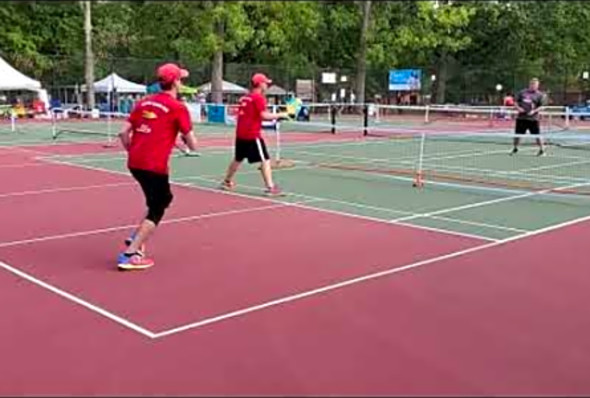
<box><xmin>267</xmin><ymin>85</ymin><xmax>287</xmax><ymax>96</ymax></box>
<box><xmin>0</xmin><ymin>55</ymin><xmax>42</xmax><ymax>91</ymax></box>
<box><xmin>197</xmin><ymin>80</ymin><xmax>247</xmax><ymax>95</ymax></box>
<box><xmin>91</xmin><ymin>73</ymin><xmax>146</xmax><ymax>93</ymax></box>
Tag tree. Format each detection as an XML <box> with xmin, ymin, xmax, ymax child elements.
<box><xmin>82</xmin><ymin>0</ymin><xmax>94</xmax><ymax>109</ymax></box>
<box><xmin>355</xmin><ymin>0</ymin><xmax>372</xmax><ymax>104</ymax></box>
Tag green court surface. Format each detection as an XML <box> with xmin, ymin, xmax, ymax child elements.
<box><xmin>28</xmin><ymin>124</ymin><xmax>590</xmax><ymax>243</ymax></box>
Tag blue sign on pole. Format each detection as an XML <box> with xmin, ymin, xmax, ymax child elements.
<box><xmin>388</xmin><ymin>69</ymin><xmax>422</xmax><ymax>91</ymax></box>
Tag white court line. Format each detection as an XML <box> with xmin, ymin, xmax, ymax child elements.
<box><xmin>513</xmin><ymin>157</ymin><xmax>590</xmax><ymax>174</ymax></box>
<box><xmin>0</xmin><ymin>182</ymin><xmax>134</xmax><ymax>200</ymax></box>
<box><xmin>0</xmin><ymin>202</ymin><xmax>298</xmax><ymax>249</ymax></box>
<box><xmin>0</xmin><ymin>260</ymin><xmax>157</xmax><ymax>338</ymax></box>
<box><xmin>152</xmin><ymin>212</ymin><xmax>590</xmax><ymax>339</ymax></box>
<box><xmin>288</xmin><ymin>147</ymin><xmax>508</xmax><ymax>165</ymax></box>
<box><xmin>392</xmin><ymin>181</ymin><xmax>590</xmax><ymax>223</ymax></box>
<box><xmin>0</xmin><ymin>138</ymin><xmax>100</xmax><ymax>147</ymax></box>
<box><xmin>427</xmin><ymin>215</ymin><xmax>530</xmax><ymax>233</ymax></box>
<box><xmin>4</xmin><ymin>150</ymin><xmax>590</xmax><ymax>339</ymax></box>
<box><xmin>45</xmin><ymin>157</ymin><xmax>497</xmax><ymax>242</ymax></box>
<box><xmin>178</xmin><ymin>175</ymin><xmax>496</xmax><ymax>242</ymax></box>
<box><xmin>0</xmin><ymin>162</ymin><xmax>48</xmax><ymax>169</ymax></box>
<box><xmin>181</xmin><ymin>175</ymin><xmax>526</xmax><ymax>235</ymax></box>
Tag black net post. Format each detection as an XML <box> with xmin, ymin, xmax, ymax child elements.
<box><xmin>330</xmin><ymin>105</ymin><xmax>337</xmax><ymax>134</ymax></box>
<box><xmin>363</xmin><ymin>104</ymin><xmax>369</xmax><ymax>136</ymax></box>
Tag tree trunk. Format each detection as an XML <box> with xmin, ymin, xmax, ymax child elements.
<box><xmin>435</xmin><ymin>51</ymin><xmax>448</xmax><ymax>104</ymax></box>
<box><xmin>83</xmin><ymin>0</ymin><xmax>95</xmax><ymax>110</ymax></box>
<box><xmin>211</xmin><ymin>19</ymin><xmax>224</xmax><ymax>104</ymax></box>
<box><xmin>355</xmin><ymin>0</ymin><xmax>371</xmax><ymax>105</ymax></box>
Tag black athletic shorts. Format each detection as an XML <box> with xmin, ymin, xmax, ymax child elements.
<box><xmin>515</xmin><ymin>118</ymin><xmax>540</xmax><ymax>135</ymax></box>
<box><xmin>130</xmin><ymin>168</ymin><xmax>173</xmax><ymax>212</ymax></box>
<box><xmin>234</xmin><ymin>138</ymin><xmax>270</xmax><ymax>164</ymax></box>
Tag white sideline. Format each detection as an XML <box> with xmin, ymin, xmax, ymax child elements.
<box><xmin>152</xmin><ymin>212</ymin><xmax>590</xmax><ymax>339</ymax></box>
<box><xmin>0</xmin><ymin>260</ymin><xmax>157</xmax><ymax>339</ymax></box>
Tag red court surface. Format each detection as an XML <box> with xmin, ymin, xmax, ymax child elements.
<box><xmin>1</xmin><ymin>143</ymin><xmax>590</xmax><ymax>395</ymax></box>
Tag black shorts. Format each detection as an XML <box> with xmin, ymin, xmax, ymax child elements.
<box><xmin>235</xmin><ymin>138</ymin><xmax>270</xmax><ymax>164</ymax></box>
<box><xmin>515</xmin><ymin>119</ymin><xmax>540</xmax><ymax>135</ymax></box>
<box><xmin>130</xmin><ymin>168</ymin><xmax>173</xmax><ymax>212</ymax></box>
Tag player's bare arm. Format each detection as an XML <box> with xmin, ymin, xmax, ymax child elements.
<box><xmin>119</xmin><ymin>121</ymin><xmax>133</xmax><ymax>151</ymax></box>
<box><xmin>181</xmin><ymin>131</ymin><xmax>198</xmax><ymax>152</ymax></box>
<box><xmin>261</xmin><ymin>110</ymin><xmax>289</xmax><ymax>121</ymax></box>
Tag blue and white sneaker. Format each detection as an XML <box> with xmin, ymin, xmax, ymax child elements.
<box><xmin>117</xmin><ymin>252</ymin><xmax>154</xmax><ymax>271</ymax></box>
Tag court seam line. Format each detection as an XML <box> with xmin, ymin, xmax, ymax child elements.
<box><xmin>43</xmin><ymin>157</ymin><xmax>497</xmax><ymax>242</ymax></box>
<box><xmin>151</xmin><ymin>212</ymin><xmax>590</xmax><ymax>339</ymax></box>
<box><xmin>0</xmin><ymin>202</ymin><xmax>308</xmax><ymax>249</ymax></box>
<box><xmin>0</xmin><ymin>260</ymin><xmax>157</xmax><ymax>339</ymax></box>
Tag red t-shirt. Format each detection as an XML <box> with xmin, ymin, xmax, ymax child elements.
<box><xmin>127</xmin><ymin>93</ymin><xmax>191</xmax><ymax>175</ymax></box>
<box><xmin>235</xmin><ymin>92</ymin><xmax>267</xmax><ymax>140</ymax></box>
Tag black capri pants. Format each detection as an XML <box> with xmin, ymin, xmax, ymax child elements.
<box><xmin>130</xmin><ymin>168</ymin><xmax>173</xmax><ymax>225</ymax></box>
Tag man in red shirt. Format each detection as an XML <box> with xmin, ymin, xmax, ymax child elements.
<box><xmin>117</xmin><ymin>63</ymin><xmax>198</xmax><ymax>271</ymax></box>
<box><xmin>220</xmin><ymin>73</ymin><xmax>288</xmax><ymax>196</ymax></box>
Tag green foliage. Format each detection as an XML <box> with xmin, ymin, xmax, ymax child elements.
<box><xmin>2</xmin><ymin>0</ymin><xmax>590</xmax><ymax>101</ymax></box>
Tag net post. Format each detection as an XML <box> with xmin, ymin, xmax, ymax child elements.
<box><xmin>363</xmin><ymin>104</ymin><xmax>368</xmax><ymax>136</ymax></box>
<box><xmin>375</xmin><ymin>104</ymin><xmax>380</xmax><ymax>124</ymax></box>
<box><xmin>103</xmin><ymin>111</ymin><xmax>117</xmax><ymax>148</ymax></box>
<box><xmin>488</xmin><ymin>107</ymin><xmax>494</xmax><ymax>128</ymax></box>
<box><xmin>10</xmin><ymin>109</ymin><xmax>16</xmax><ymax>133</ymax></box>
<box><xmin>51</xmin><ymin>109</ymin><xmax>58</xmax><ymax>140</ymax></box>
<box><xmin>413</xmin><ymin>132</ymin><xmax>426</xmax><ymax>188</ymax></box>
<box><xmin>424</xmin><ymin>105</ymin><xmax>430</xmax><ymax>124</ymax></box>
<box><xmin>330</xmin><ymin>105</ymin><xmax>336</xmax><ymax>134</ymax></box>
<box><xmin>275</xmin><ymin>119</ymin><xmax>281</xmax><ymax>163</ymax></box>
<box><xmin>565</xmin><ymin>107</ymin><xmax>571</xmax><ymax>130</ymax></box>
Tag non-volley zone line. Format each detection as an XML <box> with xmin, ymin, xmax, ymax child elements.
<box><xmin>44</xmin><ymin>157</ymin><xmax>499</xmax><ymax>242</ymax></box>
<box><xmin>44</xmin><ymin>151</ymin><xmax>590</xmax><ymax>242</ymax></box>
<box><xmin>180</xmin><ymin>175</ymin><xmax>519</xmax><ymax>241</ymax></box>
<box><xmin>0</xmin><ymin>200</ymin><xmax>320</xmax><ymax>249</ymax></box>
<box><xmin>4</xmin><ymin>208</ymin><xmax>590</xmax><ymax>340</ymax></box>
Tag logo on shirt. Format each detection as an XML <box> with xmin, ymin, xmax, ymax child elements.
<box><xmin>136</xmin><ymin>124</ymin><xmax>151</xmax><ymax>134</ymax></box>
<box><xmin>142</xmin><ymin>110</ymin><xmax>158</xmax><ymax>120</ymax></box>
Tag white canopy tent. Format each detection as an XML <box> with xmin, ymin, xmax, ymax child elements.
<box><xmin>267</xmin><ymin>84</ymin><xmax>287</xmax><ymax>96</ymax></box>
<box><xmin>91</xmin><ymin>73</ymin><xmax>146</xmax><ymax>93</ymax></box>
<box><xmin>197</xmin><ymin>80</ymin><xmax>247</xmax><ymax>95</ymax></box>
<box><xmin>0</xmin><ymin>55</ymin><xmax>42</xmax><ymax>91</ymax></box>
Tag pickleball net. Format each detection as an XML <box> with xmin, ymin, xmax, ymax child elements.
<box><xmin>272</xmin><ymin>107</ymin><xmax>590</xmax><ymax>197</ymax></box>
<box><xmin>51</xmin><ymin>108</ymin><xmax>128</xmax><ymax>146</ymax></box>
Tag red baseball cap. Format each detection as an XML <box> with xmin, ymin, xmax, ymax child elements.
<box><xmin>252</xmin><ymin>73</ymin><xmax>272</xmax><ymax>86</ymax></box>
<box><xmin>157</xmin><ymin>63</ymin><xmax>189</xmax><ymax>83</ymax></box>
